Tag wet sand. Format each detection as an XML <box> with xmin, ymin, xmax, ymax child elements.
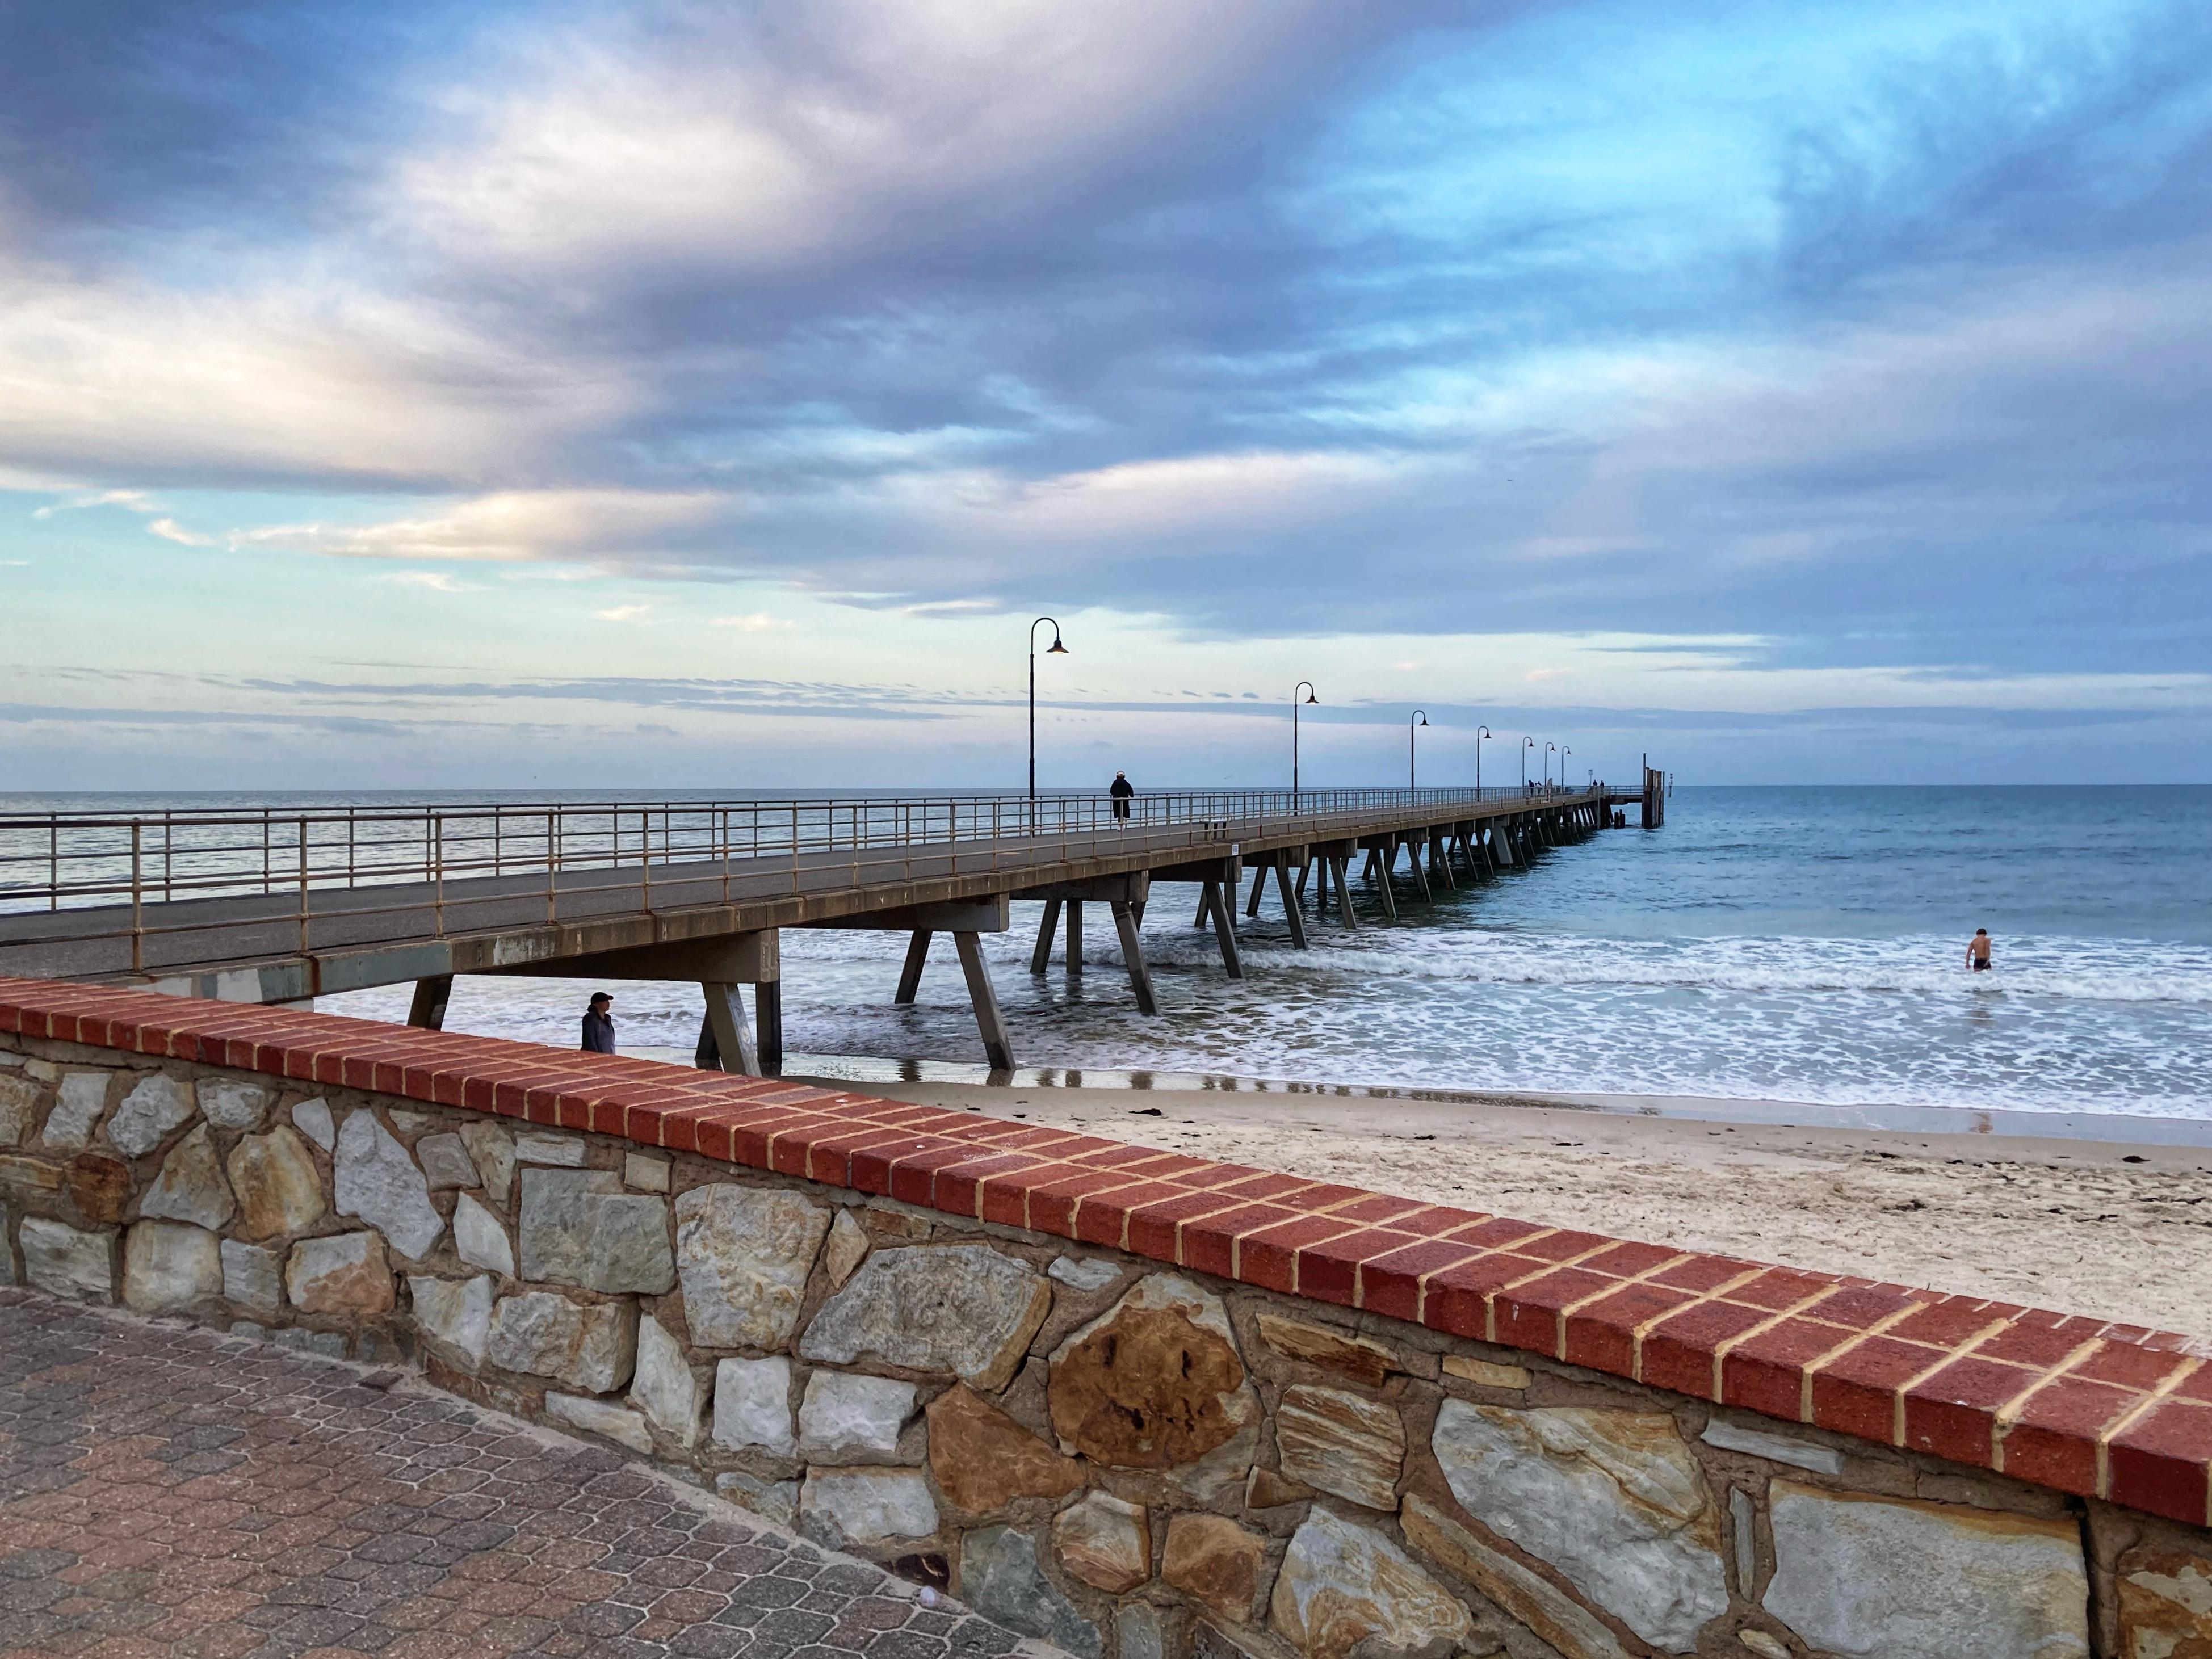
<box><xmin>796</xmin><ymin>1076</ymin><xmax>2212</xmax><ymax>1339</ymax></box>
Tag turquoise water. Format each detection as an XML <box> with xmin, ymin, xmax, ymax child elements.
<box><xmin>11</xmin><ymin>787</ymin><xmax>2210</xmax><ymax>1118</ymax></box>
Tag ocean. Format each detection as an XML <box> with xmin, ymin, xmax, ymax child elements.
<box><xmin>10</xmin><ymin>787</ymin><xmax>2210</xmax><ymax>1122</ymax></box>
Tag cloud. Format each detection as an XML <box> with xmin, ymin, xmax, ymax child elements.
<box><xmin>377</xmin><ymin>570</ymin><xmax>482</xmax><ymax>593</ymax></box>
<box><xmin>711</xmin><ymin>612</ymin><xmax>788</xmax><ymax>631</ymax></box>
<box><xmin>146</xmin><ymin>517</ymin><xmax>213</xmax><ymax>546</ymax></box>
<box><xmin>236</xmin><ymin>490</ymin><xmax>729</xmax><ymax>564</ymax></box>
<box><xmin>31</xmin><ymin>489</ymin><xmax>152</xmax><ymax>519</ymax></box>
<box><xmin>594</xmin><ymin>603</ymin><xmax>650</xmax><ymax>621</ymax></box>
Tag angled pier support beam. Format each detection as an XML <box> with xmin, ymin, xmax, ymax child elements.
<box><xmin>406</xmin><ymin>975</ymin><xmax>453</xmax><ymax>1031</ymax></box>
<box><xmin>896</xmin><ymin>931</ymin><xmax>934</xmax><ymax>1003</ymax></box>
<box><xmin>1273</xmin><ymin>863</ymin><xmax>1308</xmax><ymax>947</ymax></box>
<box><xmin>1066</xmin><ymin>900</ymin><xmax>1084</xmax><ymax>977</ymax></box>
<box><xmin>1407</xmin><ymin>834</ymin><xmax>1433</xmax><ymax>903</ymax></box>
<box><xmin>951</xmin><ymin>931</ymin><xmax>1014</xmax><ymax>1072</ymax></box>
<box><xmin>1198</xmin><ymin>879</ymin><xmax>1245</xmax><ymax>978</ymax></box>
<box><xmin>696</xmin><ymin>981</ymin><xmax>762</xmax><ymax>1077</ymax></box>
<box><xmin>1110</xmin><ymin>900</ymin><xmax>1158</xmax><ymax>1015</ymax></box>
<box><xmin>1029</xmin><ymin>901</ymin><xmax>1062</xmax><ymax>975</ymax></box>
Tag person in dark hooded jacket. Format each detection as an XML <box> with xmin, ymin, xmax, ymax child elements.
<box><xmin>1109</xmin><ymin>771</ymin><xmax>1135</xmax><ymax>822</ymax></box>
<box><xmin>581</xmin><ymin>992</ymin><xmax>618</xmax><ymax>1053</ymax></box>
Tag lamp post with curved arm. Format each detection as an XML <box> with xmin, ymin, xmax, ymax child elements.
<box><xmin>1560</xmin><ymin>746</ymin><xmax>1572</xmax><ymax>795</ymax></box>
<box><xmin>1029</xmin><ymin>617</ymin><xmax>1067</xmax><ymax>815</ymax></box>
<box><xmin>1292</xmin><ymin>682</ymin><xmax>1319</xmax><ymax>808</ymax></box>
<box><xmin>1522</xmin><ymin>736</ymin><xmax>1534</xmax><ymax>791</ymax></box>
<box><xmin>1408</xmin><ymin>710</ymin><xmax>1429</xmax><ymax>791</ymax></box>
<box><xmin>1475</xmin><ymin>725</ymin><xmax>1492</xmax><ymax>795</ymax></box>
<box><xmin>1544</xmin><ymin>741</ymin><xmax>1556</xmax><ymax>792</ymax></box>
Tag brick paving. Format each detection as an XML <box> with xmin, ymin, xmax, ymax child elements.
<box><xmin>0</xmin><ymin>1291</ymin><xmax>1034</xmax><ymax>1659</ymax></box>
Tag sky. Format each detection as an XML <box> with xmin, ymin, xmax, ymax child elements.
<box><xmin>3</xmin><ymin>0</ymin><xmax>2210</xmax><ymax>791</ymax></box>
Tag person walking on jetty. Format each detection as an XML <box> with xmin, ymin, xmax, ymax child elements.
<box><xmin>1967</xmin><ymin>929</ymin><xmax>1992</xmax><ymax>972</ymax></box>
<box><xmin>581</xmin><ymin>991</ymin><xmax>618</xmax><ymax>1052</ymax></box>
<box><xmin>1110</xmin><ymin>770</ymin><xmax>1135</xmax><ymax>822</ymax></box>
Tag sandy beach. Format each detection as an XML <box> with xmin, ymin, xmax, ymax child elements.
<box><xmin>795</xmin><ymin>1076</ymin><xmax>2212</xmax><ymax>1339</ymax></box>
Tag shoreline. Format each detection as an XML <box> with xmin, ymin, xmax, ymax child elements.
<box><xmin>631</xmin><ymin>1045</ymin><xmax>2212</xmax><ymax>1148</ymax></box>
<box><xmin>648</xmin><ymin>1053</ymin><xmax>2212</xmax><ymax>1335</ymax></box>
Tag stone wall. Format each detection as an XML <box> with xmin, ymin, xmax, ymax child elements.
<box><xmin>3</xmin><ymin>983</ymin><xmax>2211</xmax><ymax>1659</ymax></box>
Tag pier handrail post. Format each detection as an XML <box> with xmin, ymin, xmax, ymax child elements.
<box><xmin>130</xmin><ymin>822</ymin><xmax>142</xmax><ymax>974</ymax></box>
<box><xmin>298</xmin><ymin>814</ymin><xmax>311</xmax><ymax>957</ymax></box>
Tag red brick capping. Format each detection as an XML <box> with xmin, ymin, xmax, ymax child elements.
<box><xmin>5</xmin><ymin>975</ymin><xmax>2209</xmax><ymax>1528</ymax></box>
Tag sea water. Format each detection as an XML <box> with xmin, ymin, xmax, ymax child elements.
<box><xmin>11</xmin><ymin>787</ymin><xmax>2210</xmax><ymax>1119</ymax></box>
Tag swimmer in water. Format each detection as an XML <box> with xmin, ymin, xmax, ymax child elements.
<box><xmin>1967</xmin><ymin>928</ymin><xmax>1992</xmax><ymax>972</ymax></box>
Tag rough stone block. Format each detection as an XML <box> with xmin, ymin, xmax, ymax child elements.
<box><xmin>460</xmin><ymin>1120</ymin><xmax>515</xmax><ymax>1201</ymax></box>
<box><xmin>334</xmin><ymin>1111</ymin><xmax>444</xmax><ymax>1259</ymax></box>
<box><xmin>410</xmin><ymin>1274</ymin><xmax>494</xmax><ymax>1366</ymax></box>
<box><xmin>515</xmin><ymin>1131</ymin><xmax>586</xmax><ymax>1166</ymax></box>
<box><xmin>1050</xmin><ymin>1273</ymin><xmax>1256</xmax><ymax>1469</ymax></box>
<box><xmin>518</xmin><ymin>1168</ymin><xmax>674</xmax><ymax>1294</ymax></box>
<box><xmin>221</xmin><ymin>1238</ymin><xmax>284</xmax><ymax>1315</ymax></box>
<box><xmin>1433</xmin><ymin>1400</ymin><xmax>1727</xmax><ymax>1653</ymax></box>
<box><xmin>19</xmin><ymin>1215</ymin><xmax>113</xmax><ymax>1301</ymax></box>
<box><xmin>1055</xmin><ymin>1492</ymin><xmax>1151</xmax><ymax>1593</ymax></box>
<box><xmin>926</xmin><ymin>1383</ymin><xmax>1085</xmax><ymax>1512</ymax></box>
<box><xmin>139</xmin><ymin>1124</ymin><xmax>236</xmax><ymax>1231</ymax></box>
<box><xmin>800</xmin><ymin>1370</ymin><xmax>919</xmax><ymax>1460</ymax></box>
<box><xmin>1119</xmin><ymin>1604</ymin><xmax>1165</xmax><ymax>1659</ymax></box>
<box><xmin>1762</xmin><ymin>1480</ymin><xmax>2088</xmax><ymax>1659</ymax></box>
<box><xmin>226</xmin><ymin>1125</ymin><xmax>325</xmax><ymax>1240</ymax></box>
<box><xmin>2116</xmin><ymin>1545</ymin><xmax>2212</xmax><ymax>1658</ymax></box>
<box><xmin>801</xmin><ymin>1242</ymin><xmax>1052</xmax><ymax>1393</ymax></box>
<box><xmin>64</xmin><ymin>1152</ymin><xmax>131</xmax><ymax>1223</ymax></box>
<box><xmin>290</xmin><ymin>1097</ymin><xmax>335</xmax><ymax>1152</ymax></box>
<box><xmin>1257</xmin><ymin>1312</ymin><xmax>1396</xmax><ymax>1387</ymax></box>
<box><xmin>453</xmin><ymin>1191</ymin><xmax>515</xmax><ymax>1277</ymax></box>
<box><xmin>824</xmin><ymin>1207</ymin><xmax>870</xmax><ymax>1288</ymax></box>
<box><xmin>414</xmin><ymin>1132</ymin><xmax>480</xmax><ymax>1191</ymax></box>
<box><xmin>123</xmin><ymin>1219</ymin><xmax>224</xmax><ymax>1311</ymax></box>
<box><xmin>1402</xmin><ymin>1493</ymin><xmax>1628</xmax><ymax>1659</ymax></box>
<box><xmin>624</xmin><ymin>1152</ymin><xmax>670</xmax><ymax>1192</ymax></box>
<box><xmin>629</xmin><ymin>1313</ymin><xmax>706</xmax><ymax>1447</ymax></box>
<box><xmin>485</xmin><ymin>1290</ymin><xmax>636</xmax><ymax>1392</ymax></box>
<box><xmin>1049</xmin><ymin>1255</ymin><xmax>1123</xmax><ymax>1293</ymax></box>
<box><xmin>1270</xmin><ymin>1507</ymin><xmax>1475</xmax><ymax>1659</ymax></box>
<box><xmin>712</xmin><ymin>1355</ymin><xmax>795</xmax><ymax>1455</ymax></box>
<box><xmin>799</xmin><ymin>1467</ymin><xmax>939</xmax><ymax>1551</ymax></box>
<box><xmin>1701</xmin><ymin>1419</ymin><xmax>1848</xmax><ymax>1476</ymax></box>
<box><xmin>0</xmin><ymin>1074</ymin><xmax>36</xmax><ymax>1146</ymax></box>
<box><xmin>274</xmin><ymin>1327</ymin><xmax>347</xmax><ymax>1359</ymax></box>
<box><xmin>1276</xmin><ymin>1384</ymin><xmax>1404</xmax><ymax>1510</ymax></box>
<box><xmin>199</xmin><ymin>1078</ymin><xmax>271</xmax><ymax>1132</ymax></box>
<box><xmin>960</xmin><ymin>1526</ymin><xmax>1099</xmax><ymax>1657</ymax></box>
<box><xmin>107</xmin><ymin>1073</ymin><xmax>195</xmax><ymax>1158</ymax></box>
<box><xmin>716</xmin><ymin>1470</ymin><xmax>800</xmax><ymax>1528</ymax></box>
<box><xmin>547</xmin><ymin>1392</ymin><xmax>654</xmax><ymax>1454</ymax></box>
<box><xmin>677</xmin><ymin>1183</ymin><xmax>830</xmax><ymax>1349</ymax></box>
<box><xmin>44</xmin><ymin>1073</ymin><xmax>109</xmax><ymax>1148</ymax></box>
<box><xmin>1442</xmin><ymin>1355</ymin><xmax>1531</xmax><ymax>1391</ymax></box>
<box><xmin>1165</xmin><ymin>1513</ymin><xmax>1265</xmax><ymax>1624</ymax></box>
<box><xmin>286</xmin><ymin>1230</ymin><xmax>395</xmax><ymax>1316</ymax></box>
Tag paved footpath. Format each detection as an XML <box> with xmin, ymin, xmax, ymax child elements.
<box><xmin>0</xmin><ymin>1291</ymin><xmax>1035</xmax><ymax>1659</ymax></box>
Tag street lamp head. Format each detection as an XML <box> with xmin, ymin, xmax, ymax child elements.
<box><xmin>1046</xmin><ymin>636</ymin><xmax>1068</xmax><ymax>654</ymax></box>
<box><xmin>1417</xmin><ymin>714</ymin><xmax>1429</xmax><ymax>726</ymax></box>
<box><xmin>1477</xmin><ymin>725</ymin><xmax>1491</xmax><ymax>739</ymax></box>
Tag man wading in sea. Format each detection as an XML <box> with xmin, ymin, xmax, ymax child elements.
<box><xmin>1110</xmin><ymin>770</ymin><xmax>1135</xmax><ymax>822</ymax></box>
<box><xmin>581</xmin><ymin>992</ymin><xmax>618</xmax><ymax>1052</ymax></box>
<box><xmin>1967</xmin><ymin>929</ymin><xmax>1992</xmax><ymax>972</ymax></box>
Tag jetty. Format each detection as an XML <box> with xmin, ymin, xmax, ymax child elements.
<box><xmin>0</xmin><ymin>777</ymin><xmax>1656</xmax><ymax>1074</ymax></box>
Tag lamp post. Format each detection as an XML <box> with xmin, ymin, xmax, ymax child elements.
<box><xmin>1522</xmin><ymin>736</ymin><xmax>1534</xmax><ymax>791</ymax></box>
<box><xmin>1408</xmin><ymin>710</ymin><xmax>1429</xmax><ymax>792</ymax></box>
<box><xmin>1560</xmin><ymin>746</ymin><xmax>1571</xmax><ymax>794</ymax></box>
<box><xmin>1475</xmin><ymin>725</ymin><xmax>1492</xmax><ymax>795</ymax></box>
<box><xmin>1292</xmin><ymin>682</ymin><xmax>1319</xmax><ymax>808</ymax></box>
<box><xmin>1029</xmin><ymin>617</ymin><xmax>1067</xmax><ymax>816</ymax></box>
<box><xmin>1544</xmin><ymin>741</ymin><xmax>1556</xmax><ymax>791</ymax></box>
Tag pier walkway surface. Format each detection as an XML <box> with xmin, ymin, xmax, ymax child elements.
<box><xmin>0</xmin><ymin>784</ymin><xmax>1644</xmax><ymax>1074</ymax></box>
<box><xmin>0</xmin><ymin>1291</ymin><xmax>1030</xmax><ymax>1659</ymax></box>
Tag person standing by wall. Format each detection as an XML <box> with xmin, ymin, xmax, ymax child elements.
<box><xmin>1109</xmin><ymin>770</ymin><xmax>1135</xmax><ymax>822</ymax></box>
<box><xmin>581</xmin><ymin>992</ymin><xmax>618</xmax><ymax>1052</ymax></box>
